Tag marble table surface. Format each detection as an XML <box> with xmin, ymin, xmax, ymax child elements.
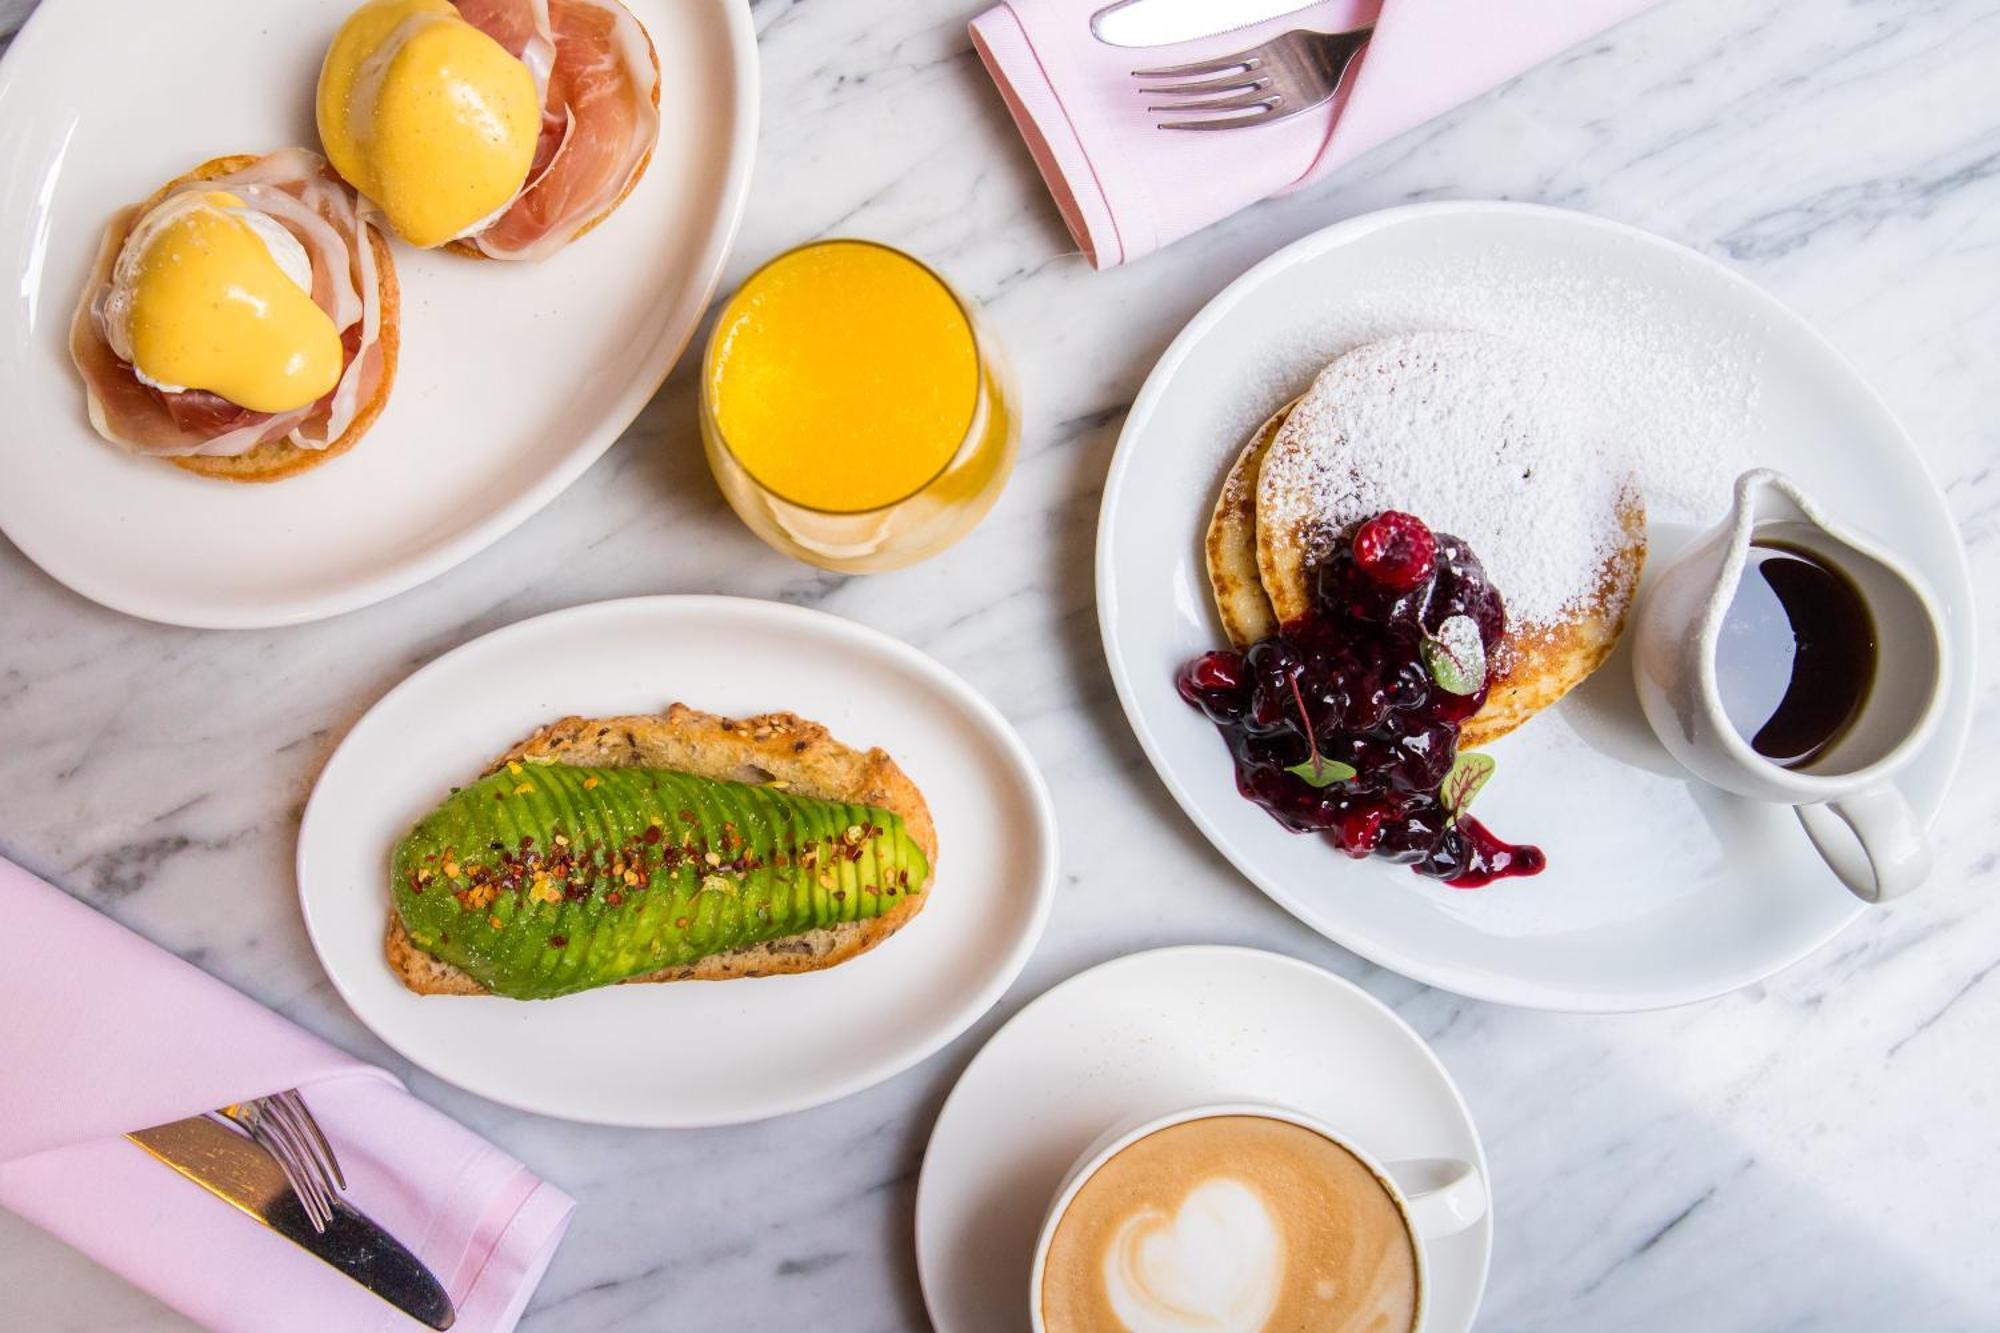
<box><xmin>4</xmin><ymin>0</ymin><xmax>1998</xmax><ymax>1328</ymax></box>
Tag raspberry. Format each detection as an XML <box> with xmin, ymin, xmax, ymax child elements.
<box><xmin>1351</xmin><ymin>511</ymin><xmax>1438</xmax><ymax>592</ymax></box>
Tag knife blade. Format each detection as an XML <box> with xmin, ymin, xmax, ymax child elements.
<box><xmin>1090</xmin><ymin>0</ymin><xmax>1323</xmax><ymax>48</ymax></box>
<box><xmin>126</xmin><ymin>1116</ymin><xmax>456</xmax><ymax>1330</ymax></box>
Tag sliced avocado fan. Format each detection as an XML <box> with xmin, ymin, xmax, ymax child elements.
<box><xmin>392</xmin><ymin>765</ymin><xmax>931</xmax><ymax>999</ymax></box>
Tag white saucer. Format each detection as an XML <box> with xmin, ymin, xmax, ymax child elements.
<box><xmin>0</xmin><ymin>0</ymin><xmax>756</xmax><ymax>627</ymax></box>
<box><xmin>915</xmin><ymin>946</ymin><xmax>1490</xmax><ymax>1332</ymax></box>
<box><xmin>298</xmin><ymin>596</ymin><xmax>1056</xmax><ymax>1126</ymax></box>
<box><xmin>1096</xmin><ymin>202</ymin><xmax>1975</xmax><ymax>1011</ymax></box>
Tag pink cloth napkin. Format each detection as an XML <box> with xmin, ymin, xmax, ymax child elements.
<box><xmin>971</xmin><ymin>0</ymin><xmax>1658</xmax><ymax>268</ymax></box>
<box><xmin>0</xmin><ymin>858</ymin><xmax>573</xmax><ymax>1332</ymax></box>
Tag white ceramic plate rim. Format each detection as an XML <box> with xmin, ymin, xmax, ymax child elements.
<box><xmin>1095</xmin><ymin>201</ymin><xmax>1975</xmax><ymax>1013</ymax></box>
<box><xmin>0</xmin><ymin>0</ymin><xmax>758</xmax><ymax>629</ymax></box>
<box><xmin>914</xmin><ymin>944</ymin><xmax>1492</xmax><ymax>1331</ymax></box>
<box><xmin>297</xmin><ymin>595</ymin><xmax>1059</xmax><ymax>1126</ymax></box>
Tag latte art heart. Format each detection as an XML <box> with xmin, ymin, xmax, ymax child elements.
<box><xmin>1103</xmin><ymin>1177</ymin><xmax>1283</xmax><ymax>1332</ymax></box>
<box><xmin>1039</xmin><ymin>1116</ymin><xmax>1419</xmax><ymax>1333</ymax></box>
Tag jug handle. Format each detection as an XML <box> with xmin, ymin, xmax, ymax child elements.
<box><xmin>1796</xmin><ymin>784</ymin><xmax>1932</xmax><ymax>903</ymax></box>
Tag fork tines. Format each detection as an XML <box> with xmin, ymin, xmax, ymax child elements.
<box><xmin>1133</xmin><ymin>28</ymin><xmax>1370</xmax><ymax>132</ymax></box>
<box><xmin>1134</xmin><ymin>55</ymin><xmax>1278</xmax><ymax>129</ymax></box>
<box><xmin>214</xmin><ymin>1091</ymin><xmax>349</xmax><ymax>1234</ymax></box>
<box><xmin>269</xmin><ymin>1089</ymin><xmax>347</xmax><ymax>1193</ymax></box>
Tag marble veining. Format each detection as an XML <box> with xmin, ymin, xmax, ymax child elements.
<box><xmin>3</xmin><ymin>0</ymin><xmax>1999</xmax><ymax>1328</ymax></box>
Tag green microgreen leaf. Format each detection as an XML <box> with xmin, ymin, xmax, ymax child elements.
<box><xmin>1285</xmin><ymin>757</ymin><xmax>1359</xmax><ymax>788</ymax></box>
<box><xmin>1422</xmin><ymin>615</ymin><xmax>1487</xmax><ymax>696</ymax></box>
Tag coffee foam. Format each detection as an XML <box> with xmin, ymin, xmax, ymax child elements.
<box><xmin>1041</xmin><ymin>1116</ymin><xmax>1418</xmax><ymax>1333</ymax></box>
<box><xmin>1103</xmin><ymin>1177</ymin><xmax>1282</xmax><ymax>1331</ymax></box>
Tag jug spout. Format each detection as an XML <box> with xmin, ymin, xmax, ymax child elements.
<box><xmin>1737</xmin><ymin>467</ymin><xmax>1814</xmax><ymax>528</ymax></box>
<box><xmin>1626</xmin><ymin>474</ymin><xmax>1770</xmax><ymax>747</ymax></box>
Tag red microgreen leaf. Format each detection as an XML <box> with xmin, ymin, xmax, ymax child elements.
<box><xmin>1438</xmin><ymin>751</ymin><xmax>1495</xmax><ymax>824</ymax></box>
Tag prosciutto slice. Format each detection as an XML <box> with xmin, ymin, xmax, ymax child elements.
<box><xmin>70</xmin><ymin>149</ymin><xmax>388</xmax><ymax>458</ymax></box>
<box><xmin>453</xmin><ymin>0</ymin><xmax>660</xmax><ymax>261</ymax></box>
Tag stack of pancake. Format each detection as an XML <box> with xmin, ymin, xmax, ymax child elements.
<box><xmin>1202</xmin><ymin>332</ymin><xmax>1647</xmax><ymax>747</ymax></box>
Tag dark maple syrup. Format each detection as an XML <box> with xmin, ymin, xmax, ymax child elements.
<box><xmin>1715</xmin><ymin>540</ymin><xmax>1876</xmax><ymax>769</ymax></box>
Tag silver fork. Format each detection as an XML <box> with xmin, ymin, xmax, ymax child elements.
<box><xmin>213</xmin><ymin>1090</ymin><xmax>348</xmax><ymax>1234</ymax></box>
<box><xmin>1134</xmin><ymin>27</ymin><xmax>1372</xmax><ymax>131</ymax></box>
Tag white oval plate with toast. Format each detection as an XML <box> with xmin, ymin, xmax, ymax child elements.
<box><xmin>1097</xmin><ymin>203</ymin><xmax>1974</xmax><ymax>1012</ymax></box>
<box><xmin>299</xmin><ymin>597</ymin><xmax>1056</xmax><ymax>1126</ymax></box>
<box><xmin>0</xmin><ymin>0</ymin><xmax>755</xmax><ymax>628</ymax></box>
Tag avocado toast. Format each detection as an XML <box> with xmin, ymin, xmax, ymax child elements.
<box><xmin>387</xmin><ymin>705</ymin><xmax>937</xmax><ymax>999</ymax></box>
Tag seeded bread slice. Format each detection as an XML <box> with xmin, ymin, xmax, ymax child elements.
<box><xmin>385</xmin><ymin>705</ymin><xmax>937</xmax><ymax>996</ymax></box>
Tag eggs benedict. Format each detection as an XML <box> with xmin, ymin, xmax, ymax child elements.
<box><xmin>70</xmin><ymin>151</ymin><xmax>399</xmax><ymax>482</ymax></box>
<box><xmin>317</xmin><ymin>0</ymin><xmax>541</xmax><ymax>249</ymax></box>
<box><xmin>317</xmin><ymin>0</ymin><xmax>662</xmax><ymax>261</ymax></box>
<box><xmin>103</xmin><ymin>191</ymin><xmax>344</xmax><ymax>413</ymax></box>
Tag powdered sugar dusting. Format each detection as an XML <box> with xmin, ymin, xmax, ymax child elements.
<box><xmin>1259</xmin><ymin>331</ymin><xmax>1631</xmax><ymax>629</ymax></box>
<box><xmin>1226</xmin><ymin>249</ymin><xmax>1758</xmax><ymax>527</ymax></box>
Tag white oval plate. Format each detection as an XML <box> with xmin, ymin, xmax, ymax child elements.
<box><xmin>1097</xmin><ymin>203</ymin><xmax>1974</xmax><ymax>1012</ymax></box>
<box><xmin>0</xmin><ymin>0</ymin><xmax>755</xmax><ymax>628</ymax></box>
<box><xmin>298</xmin><ymin>597</ymin><xmax>1057</xmax><ymax>1126</ymax></box>
<box><xmin>916</xmin><ymin>946</ymin><xmax>1491</xmax><ymax>1332</ymax></box>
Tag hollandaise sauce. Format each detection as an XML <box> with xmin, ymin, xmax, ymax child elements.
<box><xmin>123</xmin><ymin>194</ymin><xmax>342</xmax><ymax>413</ymax></box>
<box><xmin>317</xmin><ymin>0</ymin><xmax>540</xmax><ymax>249</ymax></box>
<box><xmin>702</xmin><ymin>240</ymin><xmax>1017</xmax><ymax>571</ymax></box>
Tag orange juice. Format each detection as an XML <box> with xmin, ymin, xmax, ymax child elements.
<box><xmin>701</xmin><ymin>240</ymin><xmax>1018</xmax><ymax>572</ymax></box>
<box><xmin>709</xmin><ymin>241</ymin><xmax>977</xmax><ymax>512</ymax></box>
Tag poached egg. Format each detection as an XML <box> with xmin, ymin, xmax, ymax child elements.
<box><xmin>317</xmin><ymin>0</ymin><xmax>541</xmax><ymax>249</ymax></box>
<box><xmin>102</xmin><ymin>190</ymin><xmax>343</xmax><ymax>414</ymax></box>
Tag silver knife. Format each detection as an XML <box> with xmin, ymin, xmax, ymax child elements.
<box><xmin>1091</xmin><ymin>0</ymin><xmax>1324</xmax><ymax>48</ymax></box>
<box><xmin>126</xmin><ymin>1116</ymin><xmax>456</xmax><ymax>1330</ymax></box>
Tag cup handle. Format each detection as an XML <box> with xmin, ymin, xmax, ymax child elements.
<box><xmin>1383</xmin><ymin>1158</ymin><xmax>1487</xmax><ymax>1239</ymax></box>
<box><xmin>1796</xmin><ymin>783</ymin><xmax>1932</xmax><ymax>903</ymax></box>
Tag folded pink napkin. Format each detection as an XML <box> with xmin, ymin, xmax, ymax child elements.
<box><xmin>972</xmin><ymin>0</ymin><xmax>1658</xmax><ymax>268</ymax></box>
<box><xmin>0</xmin><ymin>858</ymin><xmax>573</xmax><ymax>1332</ymax></box>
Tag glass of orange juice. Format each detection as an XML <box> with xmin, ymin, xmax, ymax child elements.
<box><xmin>701</xmin><ymin>240</ymin><xmax>1019</xmax><ymax>573</ymax></box>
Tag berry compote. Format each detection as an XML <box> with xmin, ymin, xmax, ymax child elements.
<box><xmin>1178</xmin><ymin>511</ymin><xmax>1544</xmax><ymax>887</ymax></box>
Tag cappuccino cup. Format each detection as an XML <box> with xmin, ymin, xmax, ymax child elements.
<box><xmin>1029</xmin><ymin>1102</ymin><xmax>1486</xmax><ymax>1332</ymax></box>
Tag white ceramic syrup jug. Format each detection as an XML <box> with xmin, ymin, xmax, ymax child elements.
<box><xmin>1632</xmin><ymin>469</ymin><xmax>1949</xmax><ymax>903</ymax></box>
